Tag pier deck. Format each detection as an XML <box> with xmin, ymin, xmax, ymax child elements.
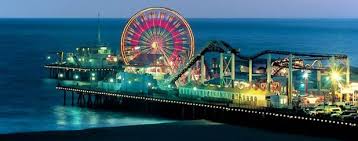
<box><xmin>56</xmin><ymin>83</ymin><xmax>357</xmax><ymax>128</ymax></box>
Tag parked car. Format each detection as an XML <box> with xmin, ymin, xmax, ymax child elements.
<box><xmin>341</xmin><ymin>111</ymin><xmax>358</xmax><ymax>119</ymax></box>
<box><xmin>330</xmin><ymin>111</ymin><xmax>341</xmax><ymax>118</ymax></box>
<box><xmin>317</xmin><ymin>103</ymin><xmax>330</xmax><ymax>109</ymax></box>
<box><xmin>350</xmin><ymin>106</ymin><xmax>358</xmax><ymax>112</ymax></box>
<box><xmin>309</xmin><ymin>108</ymin><xmax>325</xmax><ymax>116</ymax></box>
<box><xmin>303</xmin><ymin>107</ymin><xmax>314</xmax><ymax>114</ymax></box>
<box><xmin>329</xmin><ymin>107</ymin><xmax>342</xmax><ymax>114</ymax></box>
<box><xmin>344</xmin><ymin>115</ymin><xmax>358</xmax><ymax>121</ymax></box>
<box><xmin>344</xmin><ymin>103</ymin><xmax>354</xmax><ymax>110</ymax></box>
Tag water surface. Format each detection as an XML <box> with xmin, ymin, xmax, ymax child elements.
<box><xmin>0</xmin><ymin>18</ymin><xmax>357</xmax><ymax>133</ymax></box>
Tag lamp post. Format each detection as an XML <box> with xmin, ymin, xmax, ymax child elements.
<box><xmin>90</xmin><ymin>72</ymin><xmax>96</xmax><ymax>88</ymax></box>
<box><xmin>330</xmin><ymin>71</ymin><xmax>341</xmax><ymax>103</ymax></box>
<box><xmin>74</xmin><ymin>74</ymin><xmax>79</xmax><ymax>80</ymax></box>
<box><xmin>108</xmin><ymin>78</ymin><xmax>114</xmax><ymax>91</ymax></box>
<box><xmin>303</xmin><ymin>72</ymin><xmax>309</xmax><ymax>96</ymax></box>
<box><xmin>332</xmin><ymin>78</ymin><xmax>337</xmax><ymax>104</ymax></box>
<box><xmin>127</xmin><ymin>80</ymin><xmax>131</xmax><ymax>92</ymax></box>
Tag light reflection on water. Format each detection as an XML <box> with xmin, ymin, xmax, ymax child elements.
<box><xmin>52</xmin><ymin>106</ymin><xmax>174</xmax><ymax>131</ymax></box>
<box><xmin>0</xmin><ymin>77</ymin><xmax>174</xmax><ymax>134</ymax></box>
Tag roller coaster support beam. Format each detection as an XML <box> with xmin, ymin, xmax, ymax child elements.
<box><xmin>231</xmin><ymin>53</ymin><xmax>235</xmax><ymax>88</ymax></box>
<box><xmin>188</xmin><ymin>67</ymin><xmax>191</xmax><ymax>83</ymax></box>
<box><xmin>249</xmin><ymin>59</ymin><xmax>253</xmax><ymax>84</ymax></box>
<box><xmin>220</xmin><ymin>53</ymin><xmax>224</xmax><ymax>86</ymax></box>
<box><xmin>288</xmin><ymin>54</ymin><xmax>293</xmax><ymax>108</ymax></box>
<box><xmin>266</xmin><ymin>54</ymin><xmax>272</xmax><ymax>93</ymax></box>
<box><xmin>346</xmin><ymin>57</ymin><xmax>350</xmax><ymax>86</ymax></box>
<box><xmin>201</xmin><ymin>55</ymin><xmax>206</xmax><ymax>84</ymax></box>
<box><xmin>317</xmin><ymin>61</ymin><xmax>322</xmax><ymax>95</ymax></box>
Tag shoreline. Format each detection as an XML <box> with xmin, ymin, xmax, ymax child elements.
<box><xmin>0</xmin><ymin>120</ymin><xmax>341</xmax><ymax>141</ymax></box>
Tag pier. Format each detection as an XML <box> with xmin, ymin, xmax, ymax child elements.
<box><xmin>57</xmin><ymin>85</ymin><xmax>356</xmax><ymax>126</ymax></box>
<box><xmin>44</xmin><ymin>7</ymin><xmax>358</xmax><ymax>140</ymax></box>
<box><xmin>56</xmin><ymin>85</ymin><xmax>357</xmax><ymax>140</ymax></box>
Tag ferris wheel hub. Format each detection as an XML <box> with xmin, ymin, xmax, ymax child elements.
<box><xmin>151</xmin><ymin>42</ymin><xmax>159</xmax><ymax>49</ymax></box>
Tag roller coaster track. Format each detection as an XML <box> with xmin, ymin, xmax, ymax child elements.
<box><xmin>168</xmin><ymin>40</ymin><xmax>239</xmax><ymax>84</ymax></box>
<box><xmin>247</xmin><ymin>50</ymin><xmax>347</xmax><ymax>60</ymax></box>
<box><xmin>72</xmin><ymin>55</ymin><xmax>82</xmax><ymax>67</ymax></box>
<box><xmin>271</xmin><ymin>57</ymin><xmax>328</xmax><ymax>76</ymax></box>
<box><xmin>168</xmin><ymin>40</ymin><xmax>348</xmax><ymax>84</ymax></box>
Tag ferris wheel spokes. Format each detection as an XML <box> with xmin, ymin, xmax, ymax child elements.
<box><xmin>121</xmin><ymin>7</ymin><xmax>195</xmax><ymax>74</ymax></box>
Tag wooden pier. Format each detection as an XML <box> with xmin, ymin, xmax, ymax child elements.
<box><xmin>57</xmin><ymin>86</ymin><xmax>357</xmax><ymax>140</ymax></box>
<box><xmin>45</xmin><ymin>64</ymin><xmax>116</xmax><ymax>81</ymax></box>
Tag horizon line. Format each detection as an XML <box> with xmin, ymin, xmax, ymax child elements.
<box><xmin>1</xmin><ymin>17</ymin><xmax>358</xmax><ymax>19</ymax></box>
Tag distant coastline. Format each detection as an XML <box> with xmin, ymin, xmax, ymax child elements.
<box><xmin>1</xmin><ymin>17</ymin><xmax>358</xmax><ymax>20</ymax></box>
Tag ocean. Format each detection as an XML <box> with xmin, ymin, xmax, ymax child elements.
<box><xmin>0</xmin><ymin>18</ymin><xmax>358</xmax><ymax>134</ymax></box>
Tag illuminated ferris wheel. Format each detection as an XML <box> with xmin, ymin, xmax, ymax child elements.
<box><xmin>121</xmin><ymin>7</ymin><xmax>195</xmax><ymax>73</ymax></box>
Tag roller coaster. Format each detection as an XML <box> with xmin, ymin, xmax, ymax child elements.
<box><xmin>168</xmin><ymin>40</ymin><xmax>348</xmax><ymax>85</ymax></box>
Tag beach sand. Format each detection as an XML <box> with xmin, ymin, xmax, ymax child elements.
<box><xmin>0</xmin><ymin>120</ymin><xmax>340</xmax><ymax>141</ymax></box>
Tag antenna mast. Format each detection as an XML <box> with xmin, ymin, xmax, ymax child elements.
<box><xmin>97</xmin><ymin>12</ymin><xmax>102</xmax><ymax>44</ymax></box>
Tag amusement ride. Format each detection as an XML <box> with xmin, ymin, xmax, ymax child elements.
<box><xmin>120</xmin><ymin>7</ymin><xmax>195</xmax><ymax>80</ymax></box>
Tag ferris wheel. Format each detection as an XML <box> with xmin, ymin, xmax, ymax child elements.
<box><xmin>121</xmin><ymin>7</ymin><xmax>195</xmax><ymax>73</ymax></box>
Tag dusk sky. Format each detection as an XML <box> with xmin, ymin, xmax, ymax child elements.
<box><xmin>1</xmin><ymin>0</ymin><xmax>358</xmax><ymax>18</ymax></box>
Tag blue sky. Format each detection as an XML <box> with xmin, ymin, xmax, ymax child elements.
<box><xmin>1</xmin><ymin>0</ymin><xmax>358</xmax><ymax>18</ymax></box>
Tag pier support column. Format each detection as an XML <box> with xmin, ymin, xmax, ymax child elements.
<box><xmin>77</xmin><ymin>93</ymin><xmax>80</xmax><ymax>105</ymax></box>
<box><xmin>51</xmin><ymin>69</ymin><xmax>55</xmax><ymax>78</ymax></box>
<box><xmin>192</xmin><ymin>106</ymin><xmax>196</xmax><ymax>119</ymax></box>
<box><xmin>87</xmin><ymin>95</ymin><xmax>93</xmax><ymax>107</ymax></box>
<box><xmin>220</xmin><ymin>53</ymin><xmax>224</xmax><ymax>86</ymax></box>
<box><xmin>231</xmin><ymin>53</ymin><xmax>235</xmax><ymax>88</ymax></box>
<box><xmin>65</xmin><ymin>70</ymin><xmax>68</xmax><ymax>79</ymax></box>
<box><xmin>288</xmin><ymin>54</ymin><xmax>293</xmax><ymax>108</ymax></box>
<box><xmin>77</xmin><ymin>93</ymin><xmax>86</xmax><ymax>106</ymax></box>
<box><xmin>181</xmin><ymin>105</ymin><xmax>185</xmax><ymax>119</ymax></box>
<box><xmin>249</xmin><ymin>59</ymin><xmax>253</xmax><ymax>84</ymax></box>
<box><xmin>71</xmin><ymin>91</ymin><xmax>74</xmax><ymax>106</ymax></box>
<box><xmin>346</xmin><ymin>57</ymin><xmax>350</xmax><ymax>86</ymax></box>
<box><xmin>201</xmin><ymin>55</ymin><xmax>206</xmax><ymax>84</ymax></box>
<box><xmin>266</xmin><ymin>54</ymin><xmax>272</xmax><ymax>93</ymax></box>
<box><xmin>317</xmin><ymin>70</ymin><xmax>322</xmax><ymax>95</ymax></box>
<box><xmin>63</xmin><ymin>90</ymin><xmax>66</xmax><ymax>105</ymax></box>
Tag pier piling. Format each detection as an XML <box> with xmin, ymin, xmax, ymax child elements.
<box><xmin>71</xmin><ymin>91</ymin><xmax>74</xmax><ymax>106</ymax></box>
<box><xmin>63</xmin><ymin>90</ymin><xmax>66</xmax><ymax>105</ymax></box>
